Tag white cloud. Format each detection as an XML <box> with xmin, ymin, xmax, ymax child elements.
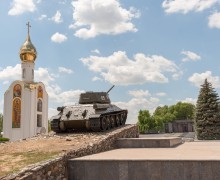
<box><xmin>0</xmin><ymin>64</ymin><xmax>85</xmax><ymax>117</ymax></box>
<box><xmin>181</xmin><ymin>50</ymin><xmax>201</xmax><ymax>62</ymax></box>
<box><xmin>58</xmin><ymin>67</ymin><xmax>73</xmax><ymax>74</ymax></box>
<box><xmin>92</xmin><ymin>76</ymin><xmax>102</xmax><ymax>81</ymax></box>
<box><xmin>91</xmin><ymin>49</ymin><xmax>100</xmax><ymax>54</ymax></box>
<box><xmin>172</xmin><ymin>70</ymin><xmax>183</xmax><ymax>80</ymax></box>
<box><xmin>38</xmin><ymin>14</ymin><xmax>47</xmax><ymax>21</ymax></box>
<box><xmin>48</xmin><ymin>108</ymin><xmax>58</xmax><ymax>119</ymax></box>
<box><xmin>52</xmin><ymin>10</ymin><xmax>63</xmax><ymax>24</ymax></box>
<box><xmin>181</xmin><ymin>98</ymin><xmax>197</xmax><ymax>105</ymax></box>
<box><xmin>0</xmin><ymin>100</ymin><xmax>3</xmax><ymax>114</ymax></box>
<box><xmin>162</xmin><ymin>0</ymin><xmax>219</xmax><ymax>14</ymax></box>
<box><xmin>0</xmin><ymin>64</ymin><xmax>21</xmax><ymax>81</ymax></box>
<box><xmin>8</xmin><ymin>0</ymin><xmax>36</xmax><ymax>16</ymax></box>
<box><xmin>81</xmin><ymin>51</ymin><xmax>178</xmax><ymax>85</ymax></box>
<box><xmin>51</xmin><ymin>32</ymin><xmax>67</xmax><ymax>43</ymax></box>
<box><xmin>35</xmin><ymin>67</ymin><xmax>55</xmax><ymax>85</ymax></box>
<box><xmin>35</xmin><ymin>69</ymin><xmax>84</xmax><ymax>105</ymax></box>
<box><xmin>3</xmin><ymin>81</ymin><xmax>9</xmax><ymax>85</ymax></box>
<box><xmin>188</xmin><ymin>71</ymin><xmax>220</xmax><ymax>88</ymax></box>
<box><xmin>0</xmin><ymin>64</ymin><xmax>55</xmax><ymax>86</ymax></box>
<box><xmin>156</xmin><ymin>92</ymin><xmax>167</xmax><ymax>97</ymax></box>
<box><xmin>114</xmin><ymin>96</ymin><xmax>160</xmax><ymax>124</ymax></box>
<box><xmin>128</xmin><ymin>90</ymin><xmax>151</xmax><ymax>98</ymax></box>
<box><xmin>49</xmin><ymin>89</ymin><xmax>84</xmax><ymax>104</ymax></box>
<box><xmin>208</xmin><ymin>12</ymin><xmax>220</xmax><ymax>28</ymax></box>
<box><xmin>45</xmin><ymin>82</ymin><xmax>86</xmax><ymax>113</ymax></box>
<box><xmin>59</xmin><ymin>0</ymin><xmax>67</xmax><ymax>5</ymax></box>
<box><xmin>71</xmin><ymin>0</ymin><xmax>140</xmax><ymax>39</ymax></box>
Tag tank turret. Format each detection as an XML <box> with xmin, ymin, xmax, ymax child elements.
<box><xmin>79</xmin><ymin>85</ymin><xmax>114</xmax><ymax>104</ymax></box>
<box><xmin>50</xmin><ymin>85</ymin><xmax>127</xmax><ymax>132</ymax></box>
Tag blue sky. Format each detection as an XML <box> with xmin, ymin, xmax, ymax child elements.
<box><xmin>1</xmin><ymin>0</ymin><xmax>220</xmax><ymax>124</ymax></box>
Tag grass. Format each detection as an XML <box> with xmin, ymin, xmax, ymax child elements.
<box><xmin>0</xmin><ymin>151</ymin><xmax>60</xmax><ymax>177</ymax></box>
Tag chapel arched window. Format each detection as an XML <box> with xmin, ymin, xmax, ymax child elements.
<box><xmin>37</xmin><ymin>99</ymin><xmax>42</xmax><ymax>112</ymax></box>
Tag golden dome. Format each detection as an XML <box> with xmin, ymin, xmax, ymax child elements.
<box><xmin>19</xmin><ymin>22</ymin><xmax>37</xmax><ymax>62</ymax></box>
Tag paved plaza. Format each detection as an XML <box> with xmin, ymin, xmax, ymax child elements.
<box><xmin>69</xmin><ymin>133</ymin><xmax>220</xmax><ymax>180</ymax></box>
<box><xmin>75</xmin><ymin>140</ymin><xmax>220</xmax><ymax>160</ymax></box>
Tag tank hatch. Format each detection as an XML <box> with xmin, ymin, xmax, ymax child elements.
<box><xmin>79</xmin><ymin>92</ymin><xmax>110</xmax><ymax>104</ymax></box>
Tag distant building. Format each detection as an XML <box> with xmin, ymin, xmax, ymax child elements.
<box><xmin>165</xmin><ymin>120</ymin><xmax>194</xmax><ymax>133</ymax></box>
<box><xmin>3</xmin><ymin>22</ymin><xmax>48</xmax><ymax>141</ymax></box>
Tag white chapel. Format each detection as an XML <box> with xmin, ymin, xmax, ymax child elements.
<box><xmin>3</xmin><ymin>22</ymin><xmax>48</xmax><ymax>141</ymax></box>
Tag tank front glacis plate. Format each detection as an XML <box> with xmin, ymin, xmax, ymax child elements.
<box><xmin>60</xmin><ymin>104</ymin><xmax>95</xmax><ymax>121</ymax></box>
<box><xmin>105</xmin><ymin>105</ymin><xmax>122</xmax><ymax>113</ymax></box>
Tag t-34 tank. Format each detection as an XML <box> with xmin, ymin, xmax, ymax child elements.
<box><xmin>50</xmin><ymin>85</ymin><xmax>128</xmax><ymax>132</ymax></box>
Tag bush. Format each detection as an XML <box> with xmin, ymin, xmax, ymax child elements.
<box><xmin>0</xmin><ymin>137</ymin><xmax>9</xmax><ymax>142</ymax></box>
<box><xmin>0</xmin><ymin>113</ymin><xmax>3</xmax><ymax>137</ymax></box>
<box><xmin>48</xmin><ymin>121</ymin><xmax>51</xmax><ymax>132</ymax></box>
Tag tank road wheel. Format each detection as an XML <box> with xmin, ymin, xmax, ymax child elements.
<box><xmin>51</xmin><ymin>119</ymin><xmax>61</xmax><ymax>133</ymax></box>
<box><xmin>101</xmin><ymin>116</ymin><xmax>107</xmax><ymax>131</ymax></box>
<box><xmin>122</xmin><ymin>113</ymin><xmax>127</xmax><ymax>125</ymax></box>
<box><xmin>115</xmin><ymin>115</ymin><xmax>120</xmax><ymax>127</ymax></box>
<box><xmin>106</xmin><ymin>116</ymin><xmax>111</xmax><ymax>130</ymax></box>
<box><xmin>120</xmin><ymin>113</ymin><xmax>126</xmax><ymax>125</ymax></box>
<box><xmin>110</xmin><ymin>116</ymin><xmax>115</xmax><ymax>128</ymax></box>
<box><xmin>59</xmin><ymin>121</ymin><xmax>67</xmax><ymax>132</ymax></box>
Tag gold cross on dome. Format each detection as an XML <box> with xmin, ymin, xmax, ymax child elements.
<box><xmin>26</xmin><ymin>21</ymin><xmax>31</xmax><ymax>35</ymax></box>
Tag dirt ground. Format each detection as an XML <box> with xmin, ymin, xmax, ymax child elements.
<box><xmin>0</xmin><ymin>131</ymin><xmax>106</xmax><ymax>177</ymax></box>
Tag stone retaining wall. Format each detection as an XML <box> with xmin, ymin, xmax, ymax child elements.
<box><xmin>2</xmin><ymin>125</ymin><xmax>138</xmax><ymax>180</ymax></box>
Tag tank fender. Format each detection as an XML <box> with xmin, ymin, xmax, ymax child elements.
<box><xmin>93</xmin><ymin>103</ymin><xmax>111</xmax><ymax>109</ymax></box>
<box><xmin>50</xmin><ymin>114</ymin><xmax>61</xmax><ymax>121</ymax></box>
<box><xmin>89</xmin><ymin>114</ymin><xmax>101</xmax><ymax>119</ymax></box>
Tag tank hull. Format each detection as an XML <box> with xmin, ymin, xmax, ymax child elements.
<box><xmin>50</xmin><ymin>104</ymin><xmax>128</xmax><ymax>132</ymax></box>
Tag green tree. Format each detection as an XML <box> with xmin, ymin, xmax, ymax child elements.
<box><xmin>154</xmin><ymin>105</ymin><xmax>169</xmax><ymax>117</ymax></box>
<box><xmin>154</xmin><ymin>105</ymin><xmax>176</xmax><ymax>123</ymax></box>
<box><xmin>173</xmin><ymin>102</ymin><xmax>195</xmax><ymax>120</ymax></box>
<box><xmin>153</xmin><ymin>103</ymin><xmax>195</xmax><ymax>123</ymax></box>
<box><xmin>154</xmin><ymin>116</ymin><xmax>164</xmax><ymax>131</ymax></box>
<box><xmin>138</xmin><ymin>110</ymin><xmax>154</xmax><ymax>133</ymax></box>
<box><xmin>195</xmin><ymin>79</ymin><xmax>220</xmax><ymax>140</ymax></box>
<box><xmin>138</xmin><ymin>101</ymin><xmax>195</xmax><ymax>134</ymax></box>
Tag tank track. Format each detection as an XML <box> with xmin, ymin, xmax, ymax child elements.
<box><xmin>89</xmin><ymin>110</ymin><xmax>128</xmax><ymax>132</ymax></box>
<box><xmin>50</xmin><ymin>119</ymin><xmax>62</xmax><ymax>133</ymax></box>
<box><xmin>51</xmin><ymin>110</ymin><xmax>128</xmax><ymax>133</ymax></box>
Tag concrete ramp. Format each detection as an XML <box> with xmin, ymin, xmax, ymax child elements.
<box><xmin>116</xmin><ymin>137</ymin><xmax>182</xmax><ymax>148</ymax></box>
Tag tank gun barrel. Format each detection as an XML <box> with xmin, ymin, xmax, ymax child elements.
<box><xmin>107</xmin><ymin>85</ymin><xmax>115</xmax><ymax>94</ymax></box>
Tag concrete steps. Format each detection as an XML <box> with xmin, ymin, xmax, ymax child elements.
<box><xmin>116</xmin><ymin>137</ymin><xmax>182</xmax><ymax>148</ymax></box>
<box><xmin>68</xmin><ymin>139</ymin><xmax>220</xmax><ymax>180</ymax></box>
